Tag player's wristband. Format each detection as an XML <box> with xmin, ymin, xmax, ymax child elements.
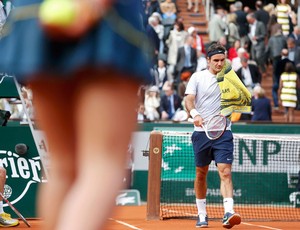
<box><xmin>190</xmin><ymin>109</ymin><xmax>200</xmax><ymax>119</ymax></box>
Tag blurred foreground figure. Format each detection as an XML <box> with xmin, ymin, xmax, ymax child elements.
<box><xmin>0</xmin><ymin>0</ymin><xmax>152</xmax><ymax>229</ymax></box>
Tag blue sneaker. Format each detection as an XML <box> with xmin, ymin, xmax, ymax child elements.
<box><xmin>222</xmin><ymin>212</ymin><xmax>241</xmax><ymax>229</ymax></box>
<box><xmin>196</xmin><ymin>214</ymin><xmax>208</xmax><ymax>228</ymax></box>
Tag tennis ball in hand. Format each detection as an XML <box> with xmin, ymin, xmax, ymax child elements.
<box><xmin>39</xmin><ymin>0</ymin><xmax>77</xmax><ymax>27</ymax></box>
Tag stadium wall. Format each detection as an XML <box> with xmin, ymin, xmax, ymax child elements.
<box><xmin>132</xmin><ymin>122</ymin><xmax>300</xmax><ymax>202</ymax></box>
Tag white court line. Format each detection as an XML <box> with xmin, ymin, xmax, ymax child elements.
<box><xmin>108</xmin><ymin>218</ymin><xmax>143</xmax><ymax>230</ymax></box>
<box><xmin>242</xmin><ymin>222</ymin><xmax>282</xmax><ymax>230</ymax></box>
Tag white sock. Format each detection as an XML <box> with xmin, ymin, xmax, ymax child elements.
<box><xmin>0</xmin><ymin>201</ymin><xmax>3</xmax><ymax>213</ymax></box>
<box><xmin>196</xmin><ymin>198</ymin><xmax>207</xmax><ymax>216</ymax></box>
<box><xmin>223</xmin><ymin>198</ymin><xmax>234</xmax><ymax>214</ymax></box>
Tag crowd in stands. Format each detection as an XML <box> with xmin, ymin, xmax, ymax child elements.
<box><xmin>0</xmin><ymin>1</ymin><xmax>299</xmax><ymax>123</ymax></box>
<box><xmin>139</xmin><ymin>0</ymin><xmax>300</xmax><ymax>123</ymax></box>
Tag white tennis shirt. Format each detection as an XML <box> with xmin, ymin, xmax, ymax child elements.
<box><xmin>185</xmin><ymin>69</ymin><xmax>222</xmax><ymax>132</ymax></box>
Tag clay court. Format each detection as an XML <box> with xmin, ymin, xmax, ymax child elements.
<box><xmin>15</xmin><ymin>205</ymin><xmax>299</xmax><ymax>229</ymax></box>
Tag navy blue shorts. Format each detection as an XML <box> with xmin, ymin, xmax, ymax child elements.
<box><xmin>191</xmin><ymin>130</ymin><xmax>234</xmax><ymax>167</ymax></box>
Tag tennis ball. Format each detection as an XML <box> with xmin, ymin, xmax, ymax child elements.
<box><xmin>39</xmin><ymin>0</ymin><xmax>77</xmax><ymax>27</ymax></box>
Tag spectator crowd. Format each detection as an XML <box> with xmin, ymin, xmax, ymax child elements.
<box><xmin>139</xmin><ymin>0</ymin><xmax>300</xmax><ymax>123</ymax></box>
<box><xmin>0</xmin><ymin>1</ymin><xmax>299</xmax><ymax>123</ymax></box>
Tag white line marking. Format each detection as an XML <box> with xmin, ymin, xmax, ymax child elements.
<box><xmin>108</xmin><ymin>218</ymin><xmax>143</xmax><ymax>230</ymax></box>
<box><xmin>242</xmin><ymin>222</ymin><xmax>282</xmax><ymax>230</ymax></box>
<box><xmin>161</xmin><ymin>208</ymin><xmax>197</xmax><ymax>217</ymax></box>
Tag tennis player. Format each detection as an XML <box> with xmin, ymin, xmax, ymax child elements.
<box><xmin>185</xmin><ymin>43</ymin><xmax>241</xmax><ymax>228</ymax></box>
<box><xmin>0</xmin><ymin>167</ymin><xmax>19</xmax><ymax>227</ymax></box>
<box><xmin>0</xmin><ymin>1</ymin><xmax>151</xmax><ymax>230</ymax></box>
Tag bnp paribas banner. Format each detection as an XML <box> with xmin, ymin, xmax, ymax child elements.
<box><xmin>160</xmin><ymin>132</ymin><xmax>300</xmax><ymax>206</ymax></box>
<box><xmin>0</xmin><ymin>125</ymin><xmax>48</xmax><ymax>218</ymax></box>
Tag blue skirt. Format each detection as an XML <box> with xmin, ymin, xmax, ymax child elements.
<box><xmin>0</xmin><ymin>0</ymin><xmax>152</xmax><ymax>84</ymax></box>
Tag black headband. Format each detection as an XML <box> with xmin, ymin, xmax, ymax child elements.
<box><xmin>207</xmin><ymin>49</ymin><xmax>225</xmax><ymax>58</ymax></box>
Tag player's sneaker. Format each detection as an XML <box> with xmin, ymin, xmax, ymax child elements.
<box><xmin>222</xmin><ymin>212</ymin><xmax>241</xmax><ymax>229</ymax></box>
<box><xmin>196</xmin><ymin>214</ymin><xmax>208</xmax><ymax>228</ymax></box>
<box><xmin>0</xmin><ymin>212</ymin><xmax>19</xmax><ymax>227</ymax></box>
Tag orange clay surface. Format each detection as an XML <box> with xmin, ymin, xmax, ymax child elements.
<box><xmin>15</xmin><ymin>205</ymin><xmax>300</xmax><ymax>229</ymax></box>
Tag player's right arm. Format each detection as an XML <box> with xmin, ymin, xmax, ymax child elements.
<box><xmin>185</xmin><ymin>94</ymin><xmax>203</xmax><ymax>127</ymax></box>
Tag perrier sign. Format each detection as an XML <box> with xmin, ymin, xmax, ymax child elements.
<box><xmin>0</xmin><ymin>125</ymin><xmax>47</xmax><ymax>218</ymax></box>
